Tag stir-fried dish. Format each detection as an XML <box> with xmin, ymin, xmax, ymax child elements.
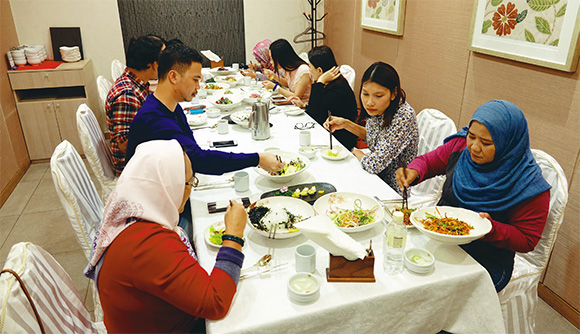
<box><xmin>394</xmin><ymin>206</ymin><xmax>416</xmax><ymax>226</ymax></box>
<box><xmin>326</xmin><ymin>199</ymin><xmax>378</xmax><ymax>228</ymax></box>
<box><xmin>418</xmin><ymin>211</ymin><xmax>474</xmax><ymax>235</ymax></box>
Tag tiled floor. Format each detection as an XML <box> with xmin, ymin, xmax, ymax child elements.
<box><xmin>1</xmin><ymin>162</ymin><xmax>579</xmax><ymax>333</ymax></box>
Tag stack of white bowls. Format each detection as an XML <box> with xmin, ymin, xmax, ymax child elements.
<box><xmin>24</xmin><ymin>45</ymin><xmax>46</xmax><ymax>65</ymax></box>
<box><xmin>60</xmin><ymin>46</ymin><xmax>81</xmax><ymax>62</ymax></box>
<box><xmin>10</xmin><ymin>47</ymin><xmax>27</xmax><ymax>66</ymax></box>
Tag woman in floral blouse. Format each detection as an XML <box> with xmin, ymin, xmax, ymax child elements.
<box><xmin>324</xmin><ymin>62</ymin><xmax>418</xmax><ymax>193</ymax></box>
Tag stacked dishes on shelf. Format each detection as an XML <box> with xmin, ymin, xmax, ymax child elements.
<box><xmin>24</xmin><ymin>45</ymin><xmax>46</xmax><ymax>65</ymax></box>
<box><xmin>9</xmin><ymin>47</ymin><xmax>27</xmax><ymax>66</ymax></box>
<box><xmin>60</xmin><ymin>46</ymin><xmax>81</xmax><ymax>62</ymax></box>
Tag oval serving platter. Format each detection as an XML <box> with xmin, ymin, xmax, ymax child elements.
<box><xmin>260</xmin><ymin>182</ymin><xmax>337</xmax><ymax>205</ymax></box>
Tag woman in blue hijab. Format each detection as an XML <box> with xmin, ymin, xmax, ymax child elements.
<box><xmin>396</xmin><ymin>100</ymin><xmax>551</xmax><ymax>292</ymax></box>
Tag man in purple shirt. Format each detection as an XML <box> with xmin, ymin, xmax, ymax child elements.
<box><xmin>126</xmin><ymin>44</ymin><xmax>283</xmax><ymax>174</ymax></box>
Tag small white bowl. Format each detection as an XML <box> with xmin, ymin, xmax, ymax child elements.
<box><xmin>207</xmin><ymin>108</ymin><xmax>221</xmax><ymax>118</ymax></box>
<box><xmin>298</xmin><ymin>147</ymin><xmax>316</xmax><ymax>159</ymax></box>
<box><xmin>287</xmin><ymin>273</ymin><xmax>320</xmax><ymax>304</ymax></box>
<box><xmin>404</xmin><ymin>248</ymin><xmax>435</xmax><ymax>274</ymax></box>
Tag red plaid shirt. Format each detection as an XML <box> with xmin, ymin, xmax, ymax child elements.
<box><xmin>106</xmin><ymin>69</ymin><xmax>150</xmax><ymax>175</ymax></box>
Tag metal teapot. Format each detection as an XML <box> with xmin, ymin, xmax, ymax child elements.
<box><xmin>249</xmin><ymin>99</ymin><xmax>270</xmax><ymax>140</ymax></box>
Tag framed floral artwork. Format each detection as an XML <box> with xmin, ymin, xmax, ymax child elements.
<box><xmin>469</xmin><ymin>0</ymin><xmax>580</xmax><ymax>72</ymax></box>
<box><xmin>361</xmin><ymin>0</ymin><xmax>406</xmax><ymax>36</ymax></box>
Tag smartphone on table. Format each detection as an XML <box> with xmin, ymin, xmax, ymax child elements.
<box><xmin>210</xmin><ymin>140</ymin><xmax>238</xmax><ymax>148</ymax></box>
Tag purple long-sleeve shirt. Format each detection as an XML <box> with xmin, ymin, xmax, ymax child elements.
<box><xmin>126</xmin><ymin>94</ymin><xmax>259</xmax><ymax>174</ymax></box>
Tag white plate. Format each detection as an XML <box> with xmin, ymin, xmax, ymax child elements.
<box><xmin>247</xmin><ymin>197</ymin><xmax>315</xmax><ymax>239</ymax></box>
<box><xmin>200</xmin><ymin>82</ymin><xmax>230</xmax><ymax>95</ymax></box>
<box><xmin>410</xmin><ymin>206</ymin><xmax>492</xmax><ymax>245</ymax></box>
<box><xmin>209</xmin><ymin>67</ymin><xmax>238</xmax><ymax>76</ymax></box>
<box><xmin>230</xmin><ymin>110</ymin><xmax>251</xmax><ymax>128</ymax></box>
<box><xmin>253</xmin><ymin>150</ymin><xmax>310</xmax><ymax>184</ymax></box>
<box><xmin>320</xmin><ymin>146</ymin><xmax>349</xmax><ymax>161</ymax></box>
<box><xmin>215</xmin><ymin>74</ymin><xmax>242</xmax><ymax>87</ymax></box>
<box><xmin>242</xmin><ymin>90</ymin><xmax>272</xmax><ymax>104</ymax></box>
<box><xmin>383</xmin><ymin>203</ymin><xmax>416</xmax><ymax>229</ymax></box>
<box><xmin>208</xmin><ymin>93</ymin><xmax>243</xmax><ymax>110</ymax></box>
<box><xmin>204</xmin><ymin>222</ymin><xmax>246</xmax><ymax>249</ymax></box>
<box><xmin>313</xmin><ymin>192</ymin><xmax>384</xmax><ymax>233</ymax></box>
<box><xmin>186</xmin><ymin>113</ymin><xmax>207</xmax><ymax>126</ymax></box>
<box><xmin>282</xmin><ymin>107</ymin><xmax>305</xmax><ymax>116</ymax></box>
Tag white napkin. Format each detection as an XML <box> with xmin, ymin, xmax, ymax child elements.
<box><xmin>294</xmin><ymin>215</ymin><xmax>367</xmax><ymax>261</ymax></box>
<box><xmin>200</xmin><ymin>50</ymin><xmax>221</xmax><ymax>62</ymax></box>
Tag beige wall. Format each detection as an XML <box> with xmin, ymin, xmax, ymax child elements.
<box><xmin>244</xmin><ymin>0</ymin><xmax>324</xmax><ymax>63</ymax></box>
<box><xmin>326</xmin><ymin>0</ymin><xmax>579</xmax><ymax>320</ymax></box>
<box><xmin>1</xmin><ymin>0</ymin><xmax>29</xmax><ymax>205</ymax></box>
<box><xmin>9</xmin><ymin>0</ymin><xmax>125</xmax><ymax>81</ymax></box>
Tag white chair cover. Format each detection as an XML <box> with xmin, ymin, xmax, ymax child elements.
<box><xmin>76</xmin><ymin>104</ymin><xmax>118</xmax><ymax>200</ymax></box>
<box><xmin>498</xmin><ymin>149</ymin><xmax>568</xmax><ymax>334</ymax></box>
<box><xmin>110</xmin><ymin>59</ymin><xmax>124</xmax><ymax>81</ymax></box>
<box><xmin>0</xmin><ymin>242</ymin><xmax>105</xmax><ymax>333</ymax></box>
<box><xmin>409</xmin><ymin>108</ymin><xmax>457</xmax><ymax>207</ymax></box>
<box><xmin>50</xmin><ymin>140</ymin><xmax>106</xmax><ymax>323</ymax></box>
<box><xmin>339</xmin><ymin>64</ymin><xmax>356</xmax><ymax>90</ymax></box>
<box><xmin>96</xmin><ymin>75</ymin><xmax>112</xmax><ymax>109</ymax></box>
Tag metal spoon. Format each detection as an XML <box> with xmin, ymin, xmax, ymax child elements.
<box><xmin>243</xmin><ymin>254</ymin><xmax>272</xmax><ymax>272</ymax></box>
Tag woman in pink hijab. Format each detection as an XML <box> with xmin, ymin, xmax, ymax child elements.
<box><xmin>242</xmin><ymin>39</ymin><xmax>277</xmax><ymax>81</ymax></box>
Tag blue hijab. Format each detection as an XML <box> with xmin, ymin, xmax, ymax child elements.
<box><xmin>446</xmin><ymin>100</ymin><xmax>550</xmax><ymax>212</ymax></box>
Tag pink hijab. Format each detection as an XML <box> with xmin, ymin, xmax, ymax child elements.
<box><xmin>253</xmin><ymin>39</ymin><xmax>275</xmax><ymax>71</ymax></box>
<box><xmin>85</xmin><ymin>140</ymin><xmax>194</xmax><ymax>280</ymax></box>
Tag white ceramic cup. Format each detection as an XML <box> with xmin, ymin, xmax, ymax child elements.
<box><xmin>234</xmin><ymin>171</ymin><xmax>250</xmax><ymax>192</ymax></box>
<box><xmin>232</xmin><ymin>63</ymin><xmax>240</xmax><ymax>70</ymax></box>
<box><xmin>243</xmin><ymin>76</ymin><xmax>252</xmax><ymax>86</ymax></box>
<box><xmin>217</xmin><ymin>119</ymin><xmax>229</xmax><ymax>134</ymax></box>
<box><xmin>299</xmin><ymin>131</ymin><xmax>311</xmax><ymax>147</ymax></box>
<box><xmin>197</xmin><ymin>89</ymin><xmax>207</xmax><ymax>99</ymax></box>
<box><xmin>295</xmin><ymin>244</ymin><xmax>316</xmax><ymax>273</ymax></box>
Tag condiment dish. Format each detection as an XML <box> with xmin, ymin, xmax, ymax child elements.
<box><xmin>287</xmin><ymin>273</ymin><xmax>320</xmax><ymax>304</ymax></box>
<box><xmin>404</xmin><ymin>248</ymin><xmax>435</xmax><ymax>274</ymax></box>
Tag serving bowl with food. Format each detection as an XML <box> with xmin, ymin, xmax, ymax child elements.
<box><xmin>230</xmin><ymin>110</ymin><xmax>251</xmax><ymax>128</ymax></box>
<box><xmin>209</xmin><ymin>67</ymin><xmax>237</xmax><ymax>76</ymax></box>
<box><xmin>313</xmin><ymin>192</ymin><xmax>384</xmax><ymax>233</ymax></box>
<box><xmin>215</xmin><ymin>75</ymin><xmax>242</xmax><ymax>87</ymax></box>
<box><xmin>253</xmin><ymin>150</ymin><xmax>310</xmax><ymax>184</ymax></box>
<box><xmin>410</xmin><ymin>206</ymin><xmax>492</xmax><ymax>245</ymax></box>
<box><xmin>384</xmin><ymin>204</ymin><xmax>417</xmax><ymax>229</ymax></box>
<box><xmin>242</xmin><ymin>90</ymin><xmax>272</xmax><ymax>104</ymax></box>
<box><xmin>207</xmin><ymin>93</ymin><xmax>243</xmax><ymax>111</ymax></box>
<box><xmin>200</xmin><ymin>82</ymin><xmax>230</xmax><ymax>95</ymax></box>
<box><xmin>246</xmin><ymin>197</ymin><xmax>315</xmax><ymax>239</ymax></box>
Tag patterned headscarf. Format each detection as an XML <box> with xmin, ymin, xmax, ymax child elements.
<box><xmin>253</xmin><ymin>39</ymin><xmax>275</xmax><ymax>71</ymax></box>
<box><xmin>84</xmin><ymin>140</ymin><xmax>194</xmax><ymax>280</ymax></box>
<box><xmin>447</xmin><ymin>100</ymin><xmax>551</xmax><ymax>212</ymax></box>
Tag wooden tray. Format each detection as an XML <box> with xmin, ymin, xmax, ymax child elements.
<box><xmin>260</xmin><ymin>182</ymin><xmax>336</xmax><ymax>205</ymax></box>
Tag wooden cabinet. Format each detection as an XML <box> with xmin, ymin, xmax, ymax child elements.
<box><xmin>7</xmin><ymin>59</ymin><xmax>101</xmax><ymax>160</ymax></box>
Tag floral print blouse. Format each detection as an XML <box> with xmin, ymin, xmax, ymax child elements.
<box><xmin>361</xmin><ymin>101</ymin><xmax>419</xmax><ymax>193</ymax></box>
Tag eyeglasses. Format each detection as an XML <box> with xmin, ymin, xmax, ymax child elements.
<box><xmin>186</xmin><ymin>176</ymin><xmax>199</xmax><ymax>187</ymax></box>
<box><xmin>294</xmin><ymin>122</ymin><xmax>316</xmax><ymax>130</ymax></box>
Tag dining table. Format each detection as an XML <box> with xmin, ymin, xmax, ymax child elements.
<box><xmin>187</xmin><ymin>75</ymin><xmax>505</xmax><ymax>334</ymax></box>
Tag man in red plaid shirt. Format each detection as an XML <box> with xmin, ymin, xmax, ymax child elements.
<box><xmin>106</xmin><ymin>35</ymin><xmax>165</xmax><ymax>175</ymax></box>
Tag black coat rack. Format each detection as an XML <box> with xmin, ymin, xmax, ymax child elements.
<box><xmin>293</xmin><ymin>0</ymin><xmax>327</xmax><ymax>49</ymax></box>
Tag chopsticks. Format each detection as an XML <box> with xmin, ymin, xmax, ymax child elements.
<box><xmin>328</xmin><ymin>111</ymin><xmax>333</xmax><ymax>150</ymax></box>
<box><xmin>402</xmin><ymin>161</ymin><xmax>408</xmax><ymax>210</ymax></box>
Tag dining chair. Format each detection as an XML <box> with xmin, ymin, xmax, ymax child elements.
<box><xmin>110</xmin><ymin>59</ymin><xmax>124</xmax><ymax>81</ymax></box>
<box><xmin>76</xmin><ymin>103</ymin><xmax>118</xmax><ymax>200</ymax></box>
<box><xmin>339</xmin><ymin>64</ymin><xmax>356</xmax><ymax>90</ymax></box>
<box><xmin>498</xmin><ymin>149</ymin><xmax>568</xmax><ymax>334</ymax></box>
<box><xmin>0</xmin><ymin>242</ymin><xmax>106</xmax><ymax>333</ymax></box>
<box><xmin>409</xmin><ymin>108</ymin><xmax>457</xmax><ymax>207</ymax></box>
<box><xmin>50</xmin><ymin>140</ymin><xmax>106</xmax><ymax>323</ymax></box>
<box><xmin>96</xmin><ymin>75</ymin><xmax>113</xmax><ymax>109</ymax></box>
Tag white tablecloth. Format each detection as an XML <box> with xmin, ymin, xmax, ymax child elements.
<box><xmin>188</xmin><ymin>91</ymin><xmax>505</xmax><ymax>334</ymax></box>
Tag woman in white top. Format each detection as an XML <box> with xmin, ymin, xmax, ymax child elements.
<box><xmin>262</xmin><ymin>39</ymin><xmax>311</xmax><ymax>102</ymax></box>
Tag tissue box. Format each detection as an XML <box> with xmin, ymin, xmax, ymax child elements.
<box><xmin>200</xmin><ymin>50</ymin><xmax>224</xmax><ymax>69</ymax></box>
<box><xmin>326</xmin><ymin>251</ymin><xmax>375</xmax><ymax>283</ymax></box>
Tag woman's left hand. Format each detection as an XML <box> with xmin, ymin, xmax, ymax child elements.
<box><xmin>317</xmin><ymin>66</ymin><xmax>341</xmax><ymax>85</ymax></box>
<box><xmin>262</xmin><ymin>81</ymin><xmax>275</xmax><ymax>90</ymax></box>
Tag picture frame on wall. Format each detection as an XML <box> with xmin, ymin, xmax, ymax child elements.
<box><xmin>469</xmin><ymin>0</ymin><xmax>580</xmax><ymax>72</ymax></box>
<box><xmin>360</xmin><ymin>0</ymin><xmax>406</xmax><ymax>36</ymax></box>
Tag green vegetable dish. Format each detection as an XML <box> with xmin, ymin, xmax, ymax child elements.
<box><xmin>326</xmin><ymin>199</ymin><xmax>378</xmax><ymax>228</ymax></box>
<box><xmin>270</xmin><ymin>158</ymin><xmax>305</xmax><ymax>176</ymax></box>
<box><xmin>208</xmin><ymin>225</ymin><xmax>224</xmax><ymax>245</ymax></box>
